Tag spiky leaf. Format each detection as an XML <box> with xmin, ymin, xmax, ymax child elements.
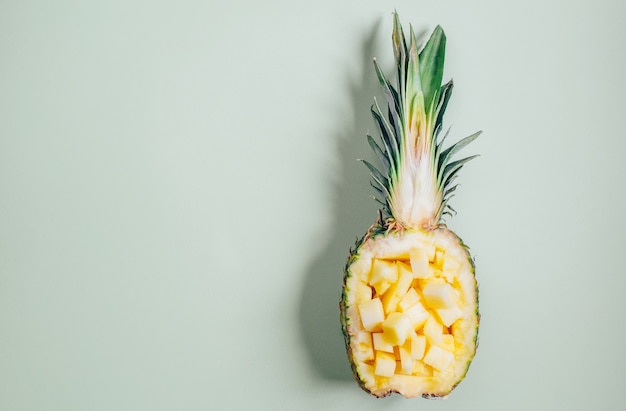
<box><xmin>363</xmin><ymin>12</ymin><xmax>481</xmax><ymax>229</ymax></box>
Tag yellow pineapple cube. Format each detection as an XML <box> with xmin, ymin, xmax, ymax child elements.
<box><xmin>373</xmin><ymin>281</ymin><xmax>391</xmax><ymax>296</ymax></box>
<box><xmin>423</xmin><ymin>316</ymin><xmax>444</xmax><ymax>345</ymax></box>
<box><xmin>381</xmin><ymin>289</ymin><xmax>401</xmax><ymax>315</ymax></box>
<box><xmin>409</xmin><ymin>331</ymin><xmax>426</xmax><ymax>360</ymax></box>
<box><xmin>442</xmin><ymin>255</ymin><xmax>461</xmax><ymax>283</ymax></box>
<box><xmin>423</xmin><ymin>345</ymin><xmax>454</xmax><ymax>371</ymax></box>
<box><xmin>395</xmin><ymin>262</ymin><xmax>414</xmax><ymax>296</ymax></box>
<box><xmin>372</xmin><ymin>332</ymin><xmax>394</xmax><ymax>353</ymax></box>
<box><xmin>404</xmin><ymin>299</ymin><xmax>429</xmax><ymax>328</ymax></box>
<box><xmin>370</xmin><ymin>259</ymin><xmax>398</xmax><ymax>287</ymax></box>
<box><xmin>422</xmin><ymin>282</ymin><xmax>456</xmax><ymax>308</ymax></box>
<box><xmin>358</xmin><ymin>298</ymin><xmax>385</xmax><ymax>331</ymax></box>
<box><xmin>417</xmin><ymin>277</ymin><xmax>445</xmax><ymax>292</ymax></box>
<box><xmin>398</xmin><ymin>340</ymin><xmax>413</xmax><ymax>374</ymax></box>
<box><xmin>355</xmin><ymin>282</ymin><xmax>373</xmax><ymax>303</ymax></box>
<box><xmin>374</xmin><ymin>351</ymin><xmax>396</xmax><ymax>377</ymax></box>
<box><xmin>409</xmin><ymin>249</ymin><xmax>431</xmax><ymax>278</ymax></box>
<box><xmin>398</xmin><ymin>288</ymin><xmax>420</xmax><ymax>312</ymax></box>
<box><xmin>382</xmin><ymin>263</ymin><xmax>414</xmax><ymax>314</ymax></box>
<box><xmin>382</xmin><ymin>312</ymin><xmax>411</xmax><ymax>345</ymax></box>
<box><xmin>436</xmin><ymin>305</ymin><xmax>463</xmax><ymax>327</ymax></box>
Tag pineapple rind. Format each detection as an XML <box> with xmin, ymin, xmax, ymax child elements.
<box><xmin>340</xmin><ymin>225</ymin><xmax>479</xmax><ymax>398</ymax></box>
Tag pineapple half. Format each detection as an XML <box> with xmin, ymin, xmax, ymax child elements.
<box><xmin>340</xmin><ymin>13</ymin><xmax>481</xmax><ymax>398</ymax></box>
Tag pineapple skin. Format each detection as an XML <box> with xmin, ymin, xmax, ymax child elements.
<box><xmin>340</xmin><ymin>220</ymin><xmax>479</xmax><ymax>398</ymax></box>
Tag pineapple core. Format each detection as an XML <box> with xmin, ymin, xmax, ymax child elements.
<box><xmin>353</xmin><ymin>243</ymin><xmax>468</xmax><ymax>383</ymax></box>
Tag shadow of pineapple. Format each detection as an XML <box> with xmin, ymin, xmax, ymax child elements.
<box><xmin>298</xmin><ymin>20</ymin><xmax>382</xmax><ymax>381</ymax></box>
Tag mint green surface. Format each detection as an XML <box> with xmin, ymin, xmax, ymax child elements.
<box><xmin>1</xmin><ymin>1</ymin><xmax>625</xmax><ymax>410</ymax></box>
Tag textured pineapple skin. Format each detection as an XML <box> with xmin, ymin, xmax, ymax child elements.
<box><xmin>339</xmin><ymin>222</ymin><xmax>479</xmax><ymax>398</ymax></box>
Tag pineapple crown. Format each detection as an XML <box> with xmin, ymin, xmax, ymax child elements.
<box><xmin>363</xmin><ymin>12</ymin><xmax>481</xmax><ymax>230</ymax></box>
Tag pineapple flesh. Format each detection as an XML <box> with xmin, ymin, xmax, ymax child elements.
<box><xmin>340</xmin><ymin>13</ymin><xmax>481</xmax><ymax>398</ymax></box>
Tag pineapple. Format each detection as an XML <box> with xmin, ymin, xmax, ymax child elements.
<box><xmin>339</xmin><ymin>13</ymin><xmax>481</xmax><ymax>398</ymax></box>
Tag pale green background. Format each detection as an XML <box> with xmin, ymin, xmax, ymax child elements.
<box><xmin>1</xmin><ymin>0</ymin><xmax>625</xmax><ymax>410</ymax></box>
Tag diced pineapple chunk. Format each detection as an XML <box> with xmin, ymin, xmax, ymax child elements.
<box><xmin>422</xmin><ymin>282</ymin><xmax>457</xmax><ymax>308</ymax></box>
<box><xmin>409</xmin><ymin>331</ymin><xmax>426</xmax><ymax>360</ymax></box>
<box><xmin>370</xmin><ymin>259</ymin><xmax>398</xmax><ymax>288</ymax></box>
<box><xmin>374</xmin><ymin>351</ymin><xmax>396</xmax><ymax>377</ymax></box>
<box><xmin>373</xmin><ymin>281</ymin><xmax>391</xmax><ymax>296</ymax></box>
<box><xmin>417</xmin><ymin>277</ymin><xmax>445</xmax><ymax>292</ymax></box>
<box><xmin>372</xmin><ymin>332</ymin><xmax>394</xmax><ymax>353</ymax></box>
<box><xmin>398</xmin><ymin>288</ymin><xmax>420</xmax><ymax>312</ymax></box>
<box><xmin>423</xmin><ymin>345</ymin><xmax>454</xmax><ymax>371</ymax></box>
<box><xmin>395</xmin><ymin>263</ymin><xmax>414</xmax><ymax>297</ymax></box>
<box><xmin>381</xmin><ymin>289</ymin><xmax>401</xmax><ymax>315</ymax></box>
<box><xmin>398</xmin><ymin>340</ymin><xmax>413</xmax><ymax>374</ymax></box>
<box><xmin>404</xmin><ymin>299</ymin><xmax>429</xmax><ymax>328</ymax></box>
<box><xmin>358</xmin><ymin>298</ymin><xmax>385</xmax><ymax>331</ymax></box>
<box><xmin>423</xmin><ymin>316</ymin><xmax>444</xmax><ymax>345</ymax></box>
<box><xmin>354</xmin><ymin>282</ymin><xmax>373</xmax><ymax>303</ymax></box>
<box><xmin>382</xmin><ymin>313</ymin><xmax>411</xmax><ymax>346</ymax></box>
<box><xmin>409</xmin><ymin>249</ymin><xmax>431</xmax><ymax>279</ymax></box>
<box><xmin>436</xmin><ymin>305</ymin><xmax>463</xmax><ymax>327</ymax></box>
<box><xmin>441</xmin><ymin>255</ymin><xmax>461</xmax><ymax>284</ymax></box>
<box><xmin>382</xmin><ymin>263</ymin><xmax>414</xmax><ymax>314</ymax></box>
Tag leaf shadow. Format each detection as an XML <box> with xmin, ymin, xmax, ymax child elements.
<box><xmin>298</xmin><ymin>20</ymin><xmax>385</xmax><ymax>381</ymax></box>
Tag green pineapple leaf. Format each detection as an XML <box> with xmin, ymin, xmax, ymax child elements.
<box><xmin>418</xmin><ymin>25</ymin><xmax>446</xmax><ymax>115</ymax></box>
<box><xmin>364</xmin><ymin>12</ymin><xmax>480</xmax><ymax>228</ymax></box>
